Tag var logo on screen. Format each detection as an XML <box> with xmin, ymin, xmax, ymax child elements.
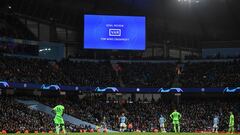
<box><xmin>109</xmin><ymin>29</ymin><xmax>121</xmax><ymax>37</ymax></box>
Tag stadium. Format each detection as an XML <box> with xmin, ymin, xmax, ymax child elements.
<box><xmin>0</xmin><ymin>0</ymin><xmax>240</xmax><ymax>135</ymax></box>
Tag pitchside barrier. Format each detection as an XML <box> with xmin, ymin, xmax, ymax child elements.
<box><xmin>0</xmin><ymin>81</ymin><xmax>239</xmax><ymax>93</ymax></box>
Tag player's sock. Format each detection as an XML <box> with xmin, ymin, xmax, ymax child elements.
<box><xmin>213</xmin><ymin>128</ymin><xmax>216</xmax><ymax>133</ymax></box>
<box><xmin>62</xmin><ymin>125</ymin><xmax>66</xmax><ymax>134</ymax></box>
<box><xmin>229</xmin><ymin>127</ymin><xmax>233</xmax><ymax>133</ymax></box>
<box><xmin>178</xmin><ymin>125</ymin><xmax>180</xmax><ymax>133</ymax></box>
<box><xmin>163</xmin><ymin>127</ymin><xmax>166</xmax><ymax>132</ymax></box>
<box><xmin>56</xmin><ymin>125</ymin><xmax>60</xmax><ymax>134</ymax></box>
<box><xmin>174</xmin><ymin>124</ymin><xmax>177</xmax><ymax>133</ymax></box>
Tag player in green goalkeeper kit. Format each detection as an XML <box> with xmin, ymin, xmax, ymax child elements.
<box><xmin>229</xmin><ymin>112</ymin><xmax>234</xmax><ymax>134</ymax></box>
<box><xmin>53</xmin><ymin>105</ymin><xmax>66</xmax><ymax>134</ymax></box>
<box><xmin>170</xmin><ymin>109</ymin><xmax>181</xmax><ymax>133</ymax></box>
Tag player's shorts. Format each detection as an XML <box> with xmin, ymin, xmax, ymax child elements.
<box><xmin>229</xmin><ymin>124</ymin><xmax>234</xmax><ymax>127</ymax></box>
<box><xmin>160</xmin><ymin>123</ymin><xmax>165</xmax><ymax>128</ymax></box>
<box><xmin>54</xmin><ymin>115</ymin><xmax>64</xmax><ymax>125</ymax></box>
<box><xmin>213</xmin><ymin>124</ymin><xmax>218</xmax><ymax>128</ymax></box>
<box><xmin>120</xmin><ymin>123</ymin><xmax>127</xmax><ymax>128</ymax></box>
<box><xmin>172</xmin><ymin>120</ymin><xmax>179</xmax><ymax>125</ymax></box>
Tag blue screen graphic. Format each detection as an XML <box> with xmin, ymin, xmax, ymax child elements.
<box><xmin>84</xmin><ymin>15</ymin><xmax>146</xmax><ymax>50</ymax></box>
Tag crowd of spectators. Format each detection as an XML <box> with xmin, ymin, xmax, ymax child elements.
<box><xmin>0</xmin><ymin>56</ymin><xmax>66</xmax><ymax>84</ymax></box>
<box><xmin>1</xmin><ymin>2</ymin><xmax>240</xmax><ymax>134</ymax></box>
<box><xmin>180</xmin><ymin>61</ymin><xmax>240</xmax><ymax>87</ymax></box>
<box><xmin>35</xmin><ymin>95</ymin><xmax>240</xmax><ymax>132</ymax></box>
<box><xmin>0</xmin><ymin>56</ymin><xmax>176</xmax><ymax>88</ymax></box>
<box><xmin>0</xmin><ymin>56</ymin><xmax>240</xmax><ymax>88</ymax></box>
<box><xmin>119</xmin><ymin>63</ymin><xmax>175</xmax><ymax>87</ymax></box>
<box><xmin>124</xmin><ymin>98</ymin><xmax>240</xmax><ymax>132</ymax></box>
<box><xmin>1</xmin><ymin>95</ymin><xmax>240</xmax><ymax>132</ymax></box>
<box><xmin>0</xmin><ymin>96</ymin><xmax>53</xmax><ymax>133</ymax></box>
<box><xmin>0</xmin><ymin>96</ymin><xmax>94</xmax><ymax>133</ymax></box>
<box><xmin>0</xmin><ymin>56</ymin><xmax>119</xmax><ymax>87</ymax></box>
<box><xmin>178</xmin><ymin>99</ymin><xmax>240</xmax><ymax>132</ymax></box>
<box><xmin>0</xmin><ymin>56</ymin><xmax>176</xmax><ymax>87</ymax></box>
<box><xmin>59</xmin><ymin>59</ymin><xmax>119</xmax><ymax>87</ymax></box>
<box><xmin>35</xmin><ymin>95</ymin><xmax>122</xmax><ymax>130</ymax></box>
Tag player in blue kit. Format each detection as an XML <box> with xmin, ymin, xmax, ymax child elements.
<box><xmin>159</xmin><ymin>115</ymin><xmax>166</xmax><ymax>132</ymax></box>
<box><xmin>119</xmin><ymin>113</ymin><xmax>127</xmax><ymax>132</ymax></box>
<box><xmin>212</xmin><ymin>115</ymin><xmax>219</xmax><ymax>133</ymax></box>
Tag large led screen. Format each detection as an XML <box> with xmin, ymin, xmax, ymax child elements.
<box><xmin>84</xmin><ymin>15</ymin><xmax>146</xmax><ymax>50</ymax></box>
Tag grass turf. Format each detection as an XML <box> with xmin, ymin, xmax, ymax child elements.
<box><xmin>4</xmin><ymin>133</ymin><xmax>240</xmax><ymax>135</ymax></box>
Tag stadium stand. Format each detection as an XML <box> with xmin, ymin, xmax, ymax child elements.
<box><xmin>179</xmin><ymin>61</ymin><xmax>240</xmax><ymax>87</ymax></box>
<box><xmin>37</xmin><ymin>95</ymin><xmax>240</xmax><ymax>132</ymax></box>
<box><xmin>0</xmin><ymin>56</ymin><xmax>240</xmax><ymax>87</ymax></box>
<box><xmin>0</xmin><ymin>56</ymin><xmax>119</xmax><ymax>86</ymax></box>
<box><xmin>1</xmin><ymin>95</ymin><xmax>240</xmax><ymax>133</ymax></box>
<box><xmin>119</xmin><ymin>63</ymin><xmax>175</xmax><ymax>87</ymax></box>
<box><xmin>0</xmin><ymin>96</ymin><xmax>93</xmax><ymax>133</ymax></box>
<box><xmin>0</xmin><ymin>96</ymin><xmax>53</xmax><ymax>133</ymax></box>
<box><xmin>0</xmin><ymin>0</ymin><xmax>240</xmax><ymax>134</ymax></box>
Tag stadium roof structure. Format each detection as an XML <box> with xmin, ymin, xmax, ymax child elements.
<box><xmin>2</xmin><ymin>0</ymin><xmax>240</xmax><ymax>45</ymax></box>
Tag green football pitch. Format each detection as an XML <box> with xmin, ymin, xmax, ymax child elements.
<box><xmin>67</xmin><ymin>133</ymin><xmax>237</xmax><ymax>135</ymax></box>
<box><xmin>4</xmin><ymin>133</ymin><xmax>239</xmax><ymax>135</ymax></box>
